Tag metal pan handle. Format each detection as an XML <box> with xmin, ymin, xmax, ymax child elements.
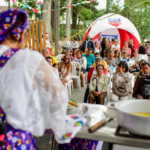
<box><xmin>107</xmin><ymin>102</ymin><xmax>117</xmax><ymax>109</ymax></box>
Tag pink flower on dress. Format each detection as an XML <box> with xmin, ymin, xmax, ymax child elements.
<box><xmin>92</xmin><ymin>143</ymin><xmax>96</xmax><ymax>150</ymax></box>
<box><xmin>82</xmin><ymin>140</ymin><xmax>88</xmax><ymax>149</ymax></box>
<box><xmin>3</xmin><ymin>50</ymin><xmax>14</xmax><ymax>58</ymax></box>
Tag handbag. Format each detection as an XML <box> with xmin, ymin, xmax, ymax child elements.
<box><xmin>140</xmin><ymin>75</ymin><xmax>150</xmax><ymax>98</ymax></box>
<box><xmin>114</xmin><ymin>83</ymin><xmax>129</xmax><ymax>97</ymax></box>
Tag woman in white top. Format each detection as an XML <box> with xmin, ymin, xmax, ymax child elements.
<box><xmin>74</xmin><ymin>51</ymin><xmax>87</xmax><ymax>87</ymax></box>
<box><xmin>94</xmin><ymin>41</ymin><xmax>99</xmax><ymax>53</ymax></box>
<box><xmin>135</xmin><ymin>46</ymin><xmax>148</xmax><ymax>65</ymax></box>
<box><xmin>0</xmin><ymin>8</ymin><xmax>68</xmax><ymax>149</ymax></box>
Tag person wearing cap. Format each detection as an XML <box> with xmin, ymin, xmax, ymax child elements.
<box><xmin>92</xmin><ymin>53</ymin><xmax>107</xmax><ymax>75</ymax></box>
<box><xmin>122</xmin><ymin>51</ymin><xmax>131</xmax><ymax>62</ymax></box>
<box><xmin>70</xmin><ymin>36</ymin><xmax>79</xmax><ymax>50</ymax></box>
<box><xmin>0</xmin><ymin>8</ymin><xmax>68</xmax><ymax>149</ymax></box>
<box><xmin>59</xmin><ymin>35</ymin><xmax>70</xmax><ymax>54</ymax></box>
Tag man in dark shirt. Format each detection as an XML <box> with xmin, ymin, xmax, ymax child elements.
<box><xmin>133</xmin><ymin>61</ymin><xmax>150</xmax><ymax>99</ymax></box>
<box><xmin>81</xmin><ymin>35</ymin><xmax>95</xmax><ymax>53</ymax></box>
<box><xmin>129</xmin><ymin>39</ymin><xmax>136</xmax><ymax>58</ymax></box>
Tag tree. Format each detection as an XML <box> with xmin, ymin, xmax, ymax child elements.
<box><xmin>65</xmin><ymin>0</ymin><xmax>71</xmax><ymax>39</ymax></box>
<box><xmin>42</xmin><ymin>0</ymin><xmax>52</xmax><ymax>41</ymax></box>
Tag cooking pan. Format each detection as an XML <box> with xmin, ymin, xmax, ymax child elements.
<box><xmin>108</xmin><ymin>100</ymin><xmax>150</xmax><ymax>136</ymax></box>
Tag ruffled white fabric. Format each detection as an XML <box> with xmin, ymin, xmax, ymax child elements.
<box><xmin>0</xmin><ymin>46</ymin><xmax>68</xmax><ymax>137</ymax></box>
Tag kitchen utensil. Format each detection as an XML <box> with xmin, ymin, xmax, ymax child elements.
<box><xmin>108</xmin><ymin>100</ymin><xmax>150</xmax><ymax>136</ymax></box>
<box><xmin>88</xmin><ymin>117</ymin><xmax>111</xmax><ymax>133</ymax></box>
<box><xmin>88</xmin><ymin>107</ymin><xmax>116</xmax><ymax>133</ymax></box>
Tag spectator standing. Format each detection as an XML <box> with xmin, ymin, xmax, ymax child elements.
<box><xmin>70</xmin><ymin>36</ymin><xmax>79</xmax><ymax>50</ymax></box>
<box><xmin>112</xmin><ymin>39</ymin><xmax>120</xmax><ymax>51</ymax></box>
<box><xmin>133</xmin><ymin>61</ymin><xmax>150</xmax><ymax>99</ymax></box>
<box><xmin>94</xmin><ymin>34</ymin><xmax>102</xmax><ymax>49</ymax></box>
<box><xmin>111</xmin><ymin>61</ymin><xmax>132</xmax><ymax>101</ymax></box>
<box><xmin>82</xmin><ymin>35</ymin><xmax>95</xmax><ymax>53</ymax></box>
<box><xmin>122</xmin><ymin>51</ymin><xmax>130</xmax><ymax>62</ymax></box>
<box><xmin>129</xmin><ymin>39</ymin><xmax>136</xmax><ymax>57</ymax></box>
<box><xmin>114</xmin><ymin>50</ymin><xmax>122</xmax><ymax>62</ymax></box>
<box><xmin>46</xmin><ymin>57</ymin><xmax>59</xmax><ymax>76</ymax></box>
<box><xmin>123</xmin><ymin>41</ymin><xmax>131</xmax><ymax>55</ymax></box>
<box><xmin>135</xmin><ymin>46</ymin><xmax>148</xmax><ymax>65</ymax></box>
<box><xmin>60</xmin><ymin>35</ymin><xmax>70</xmax><ymax>54</ymax></box>
<box><xmin>89</xmin><ymin>65</ymin><xmax>109</xmax><ymax>104</ymax></box>
<box><xmin>101</xmin><ymin>37</ymin><xmax>107</xmax><ymax>58</ymax></box>
<box><xmin>45</xmin><ymin>33</ymin><xmax>51</xmax><ymax>48</ymax></box>
<box><xmin>74</xmin><ymin>51</ymin><xmax>87</xmax><ymax>87</ymax></box>
<box><xmin>94</xmin><ymin>41</ymin><xmax>100</xmax><ymax>53</ymax></box>
<box><xmin>83</xmin><ymin>48</ymin><xmax>95</xmax><ymax>71</ymax></box>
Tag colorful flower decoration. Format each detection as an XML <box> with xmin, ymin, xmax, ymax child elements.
<box><xmin>0</xmin><ymin>8</ymin><xmax>29</xmax><ymax>43</ymax></box>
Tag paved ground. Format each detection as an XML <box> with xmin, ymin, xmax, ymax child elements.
<box><xmin>69</xmin><ymin>85</ymin><xmax>87</xmax><ymax>103</ymax></box>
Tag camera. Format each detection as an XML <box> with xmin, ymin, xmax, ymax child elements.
<box><xmin>129</xmin><ymin>67</ymin><xmax>140</xmax><ymax>73</ymax></box>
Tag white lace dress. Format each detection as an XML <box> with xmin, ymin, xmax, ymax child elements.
<box><xmin>0</xmin><ymin>45</ymin><xmax>68</xmax><ymax>137</ymax></box>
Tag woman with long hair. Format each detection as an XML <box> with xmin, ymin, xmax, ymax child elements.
<box><xmin>123</xmin><ymin>41</ymin><xmax>131</xmax><ymax>55</ymax></box>
<box><xmin>136</xmin><ymin>46</ymin><xmax>148</xmax><ymax>65</ymax></box>
<box><xmin>94</xmin><ymin>41</ymin><xmax>99</xmax><ymax>53</ymax></box>
<box><xmin>59</xmin><ymin>56</ymin><xmax>72</xmax><ymax>85</ymax></box>
<box><xmin>72</xmin><ymin>48</ymin><xmax>78</xmax><ymax>60</ymax></box>
<box><xmin>114</xmin><ymin>50</ymin><xmax>122</xmax><ymax>62</ymax></box>
<box><xmin>100</xmin><ymin>37</ymin><xmax>107</xmax><ymax>58</ymax></box>
<box><xmin>0</xmin><ymin>9</ymin><xmax>68</xmax><ymax>149</ymax></box>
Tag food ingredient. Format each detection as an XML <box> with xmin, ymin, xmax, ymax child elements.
<box><xmin>131</xmin><ymin>112</ymin><xmax>150</xmax><ymax>117</ymax></box>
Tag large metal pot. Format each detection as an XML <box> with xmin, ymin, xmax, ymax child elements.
<box><xmin>108</xmin><ymin>100</ymin><xmax>150</xmax><ymax>136</ymax></box>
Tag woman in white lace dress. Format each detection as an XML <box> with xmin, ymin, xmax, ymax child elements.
<box><xmin>0</xmin><ymin>8</ymin><xmax>68</xmax><ymax>150</ymax></box>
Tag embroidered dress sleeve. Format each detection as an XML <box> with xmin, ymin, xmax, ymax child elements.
<box><xmin>0</xmin><ymin>49</ymin><xmax>68</xmax><ymax>137</ymax></box>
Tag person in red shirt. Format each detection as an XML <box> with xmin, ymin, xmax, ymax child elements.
<box><xmin>129</xmin><ymin>39</ymin><xmax>136</xmax><ymax>58</ymax></box>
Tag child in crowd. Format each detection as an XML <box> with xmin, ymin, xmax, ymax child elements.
<box><xmin>53</xmin><ymin>63</ymin><xmax>58</xmax><ymax>69</ymax></box>
<box><xmin>122</xmin><ymin>51</ymin><xmax>130</xmax><ymax>62</ymax></box>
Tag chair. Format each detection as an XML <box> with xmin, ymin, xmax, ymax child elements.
<box><xmin>71</xmin><ymin>62</ymin><xmax>81</xmax><ymax>90</ymax></box>
<box><xmin>82</xmin><ymin>57</ymin><xmax>87</xmax><ymax>87</ymax></box>
<box><xmin>55</xmin><ymin>54</ymin><xmax>65</xmax><ymax>62</ymax></box>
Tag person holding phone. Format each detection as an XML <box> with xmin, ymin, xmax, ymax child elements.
<box><xmin>111</xmin><ymin>61</ymin><xmax>132</xmax><ymax>102</ymax></box>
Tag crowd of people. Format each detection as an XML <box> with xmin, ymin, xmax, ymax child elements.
<box><xmin>55</xmin><ymin>33</ymin><xmax>150</xmax><ymax>104</ymax></box>
<box><xmin>1</xmin><ymin>7</ymin><xmax>150</xmax><ymax>150</ymax></box>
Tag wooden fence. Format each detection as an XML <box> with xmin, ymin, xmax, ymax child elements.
<box><xmin>26</xmin><ymin>20</ymin><xmax>46</xmax><ymax>53</ymax></box>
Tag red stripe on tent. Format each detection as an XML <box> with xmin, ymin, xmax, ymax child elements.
<box><xmin>83</xmin><ymin>27</ymin><xmax>91</xmax><ymax>42</ymax></box>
